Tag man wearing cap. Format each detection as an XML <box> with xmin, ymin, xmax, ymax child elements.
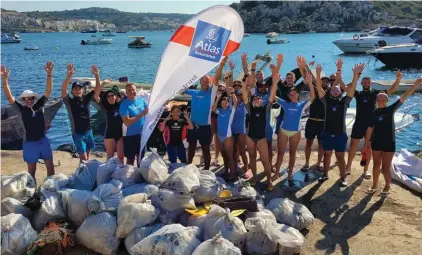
<box><xmin>61</xmin><ymin>63</ymin><xmax>96</xmax><ymax>162</ymax></box>
<box><xmin>1</xmin><ymin>62</ymin><xmax>55</xmax><ymax>178</ymax></box>
<box><xmin>345</xmin><ymin>70</ymin><xmax>402</xmax><ymax>178</ymax></box>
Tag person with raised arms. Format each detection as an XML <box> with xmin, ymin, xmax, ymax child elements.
<box><xmin>1</xmin><ymin>62</ymin><xmax>55</xmax><ymax>179</ymax></box>
<box><xmin>61</xmin><ymin>63</ymin><xmax>96</xmax><ymax>162</ymax></box>
<box><xmin>364</xmin><ymin>77</ymin><xmax>421</xmax><ymax>197</ymax></box>
<box><xmin>345</xmin><ymin>70</ymin><xmax>402</xmax><ymax>178</ymax></box>
<box><xmin>184</xmin><ymin>57</ymin><xmax>227</xmax><ymax>170</ymax></box>
<box><xmin>316</xmin><ymin>63</ymin><xmax>366</xmax><ymax>187</ymax></box>
<box><xmin>92</xmin><ymin>65</ymin><xmax>124</xmax><ymax>163</ymax></box>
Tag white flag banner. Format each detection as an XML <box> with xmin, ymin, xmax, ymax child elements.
<box><xmin>139</xmin><ymin>5</ymin><xmax>244</xmax><ymax>160</ymax></box>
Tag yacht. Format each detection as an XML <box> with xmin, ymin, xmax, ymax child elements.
<box><xmin>267</xmin><ymin>37</ymin><xmax>289</xmax><ymax>44</ymax></box>
<box><xmin>81</xmin><ymin>35</ymin><xmax>112</xmax><ymax>45</ymax></box>
<box><xmin>1</xmin><ymin>33</ymin><xmax>21</xmax><ymax>44</ymax></box>
<box><xmin>128</xmin><ymin>36</ymin><xmax>152</xmax><ymax>48</ymax></box>
<box><xmin>266</xmin><ymin>32</ymin><xmax>279</xmax><ymax>38</ymax></box>
<box><xmin>333</xmin><ymin>26</ymin><xmax>422</xmax><ymax>53</ymax></box>
<box><xmin>368</xmin><ymin>38</ymin><xmax>422</xmax><ymax>68</ymax></box>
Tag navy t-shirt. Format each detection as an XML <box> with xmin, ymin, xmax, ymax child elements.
<box><xmin>63</xmin><ymin>92</ymin><xmax>94</xmax><ymax>134</ymax></box>
<box><xmin>13</xmin><ymin>96</ymin><xmax>48</xmax><ymax>142</ymax></box>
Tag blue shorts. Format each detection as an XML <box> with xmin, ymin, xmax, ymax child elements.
<box><xmin>72</xmin><ymin>130</ymin><xmax>95</xmax><ymax>154</ymax></box>
<box><xmin>23</xmin><ymin>136</ymin><xmax>53</xmax><ymax>164</ymax></box>
<box><xmin>321</xmin><ymin>132</ymin><xmax>348</xmax><ymax>152</ymax></box>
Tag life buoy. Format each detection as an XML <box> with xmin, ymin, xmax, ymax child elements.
<box><xmin>353</xmin><ymin>34</ymin><xmax>359</xmax><ymax>40</ymax></box>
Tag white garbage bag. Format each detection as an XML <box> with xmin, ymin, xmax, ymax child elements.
<box><xmin>244</xmin><ymin>217</ymin><xmax>304</xmax><ymax>255</ymax></box>
<box><xmin>88</xmin><ymin>183</ymin><xmax>123</xmax><ymax>214</ymax></box>
<box><xmin>1</xmin><ymin>172</ymin><xmax>36</xmax><ymax>202</ymax></box>
<box><xmin>111</xmin><ymin>165</ymin><xmax>143</xmax><ymax>188</ymax></box>
<box><xmin>67</xmin><ymin>159</ymin><xmax>102</xmax><ymax>191</ymax></box>
<box><xmin>204</xmin><ymin>205</ymin><xmax>247</xmax><ymax>248</ymax></box>
<box><xmin>76</xmin><ymin>212</ymin><xmax>120</xmax><ymax>255</ymax></box>
<box><xmin>187</xmin><ymin>214</ymin><xmax>206</xmax><ymax>241</ymax></box>
<box><xmin>130</xmin><ymin>224</ymin><xmax>201</xmax><ymax>255</ymax></box>
<box><xmin>192</xmin><ymin>233</ymin><xmax>242</xmax><ymax>255</ymax></box>
<box><xmin>194</xmin><ymin>170</ymin><xmax>222</xmax><ymax>204</ymax></box>
<box><xmin>97</xmin><ymin>156</ymin><xmax>123</xmax><ymax>185</ymax></box>
<box><xmin>276</xmin><ymin>223</ymin><xmax>305</xmax><ymax>255</ymax></box>
<box><xmin>139</xmin><ymin>148</ymin><xmax>169</xmax><ymax>185</ymax></box>
<box><xmin>161</xmin><ymin>164</ymin><xmax>200</xmax><ymax>193</ymax></box>
<box><xmin>231</xmin><ymin>178</ymin><xmax>257</xmax><ymax>198</ymax></box>
<box><xmin>60</xmin><ymin>189</ymin><xmax>91</xmax><ymax>227</ymax></box>
<box><xmin>245</xmin><ymin>204</ymin><xmax>277</xmax><ymax>224</ymax></box>
<box><xmin>39</xmin><ymin>173</ymin><xmax>69</xmax><ymax>193</ymax></box>
<box><xmin>122</xmin><ymin>183</ymin><xmax>159</xmax><ymax>197</ymax></box>
<box><xmin>115</xmin><ymin>194</ymin><xmax>160</xmax><ymax>238</ymax></box>
<box><xmin>1</xmin><ymin>197</ymin><xmax>33</xmax><ymax>219</ymax></box>
<box><xmin>151</xmin><ymin>188</ymin><xmax>196</xmax><ymax>212</ymax></box>
<box><xmin>1</xmin><ymin>213</ymin><xmax>37</xmax><ymax>255</ymax></box>
<box><xmin>266</xmin><ymin>198</ymin><xmax>314</xmax><ymax>230</ymax></box>
<box><xmin>124</xmin><ymin>224</ymin><xmax>164</xmax><ymax>255</ymax></box>
<box><xmin>32</xmin><ymin>192</ymin><xmax>66</xmax><ymax>231</ymax></box>
<box><xmin>168</xmin><ymin>163</ymin><xmax>186</xmax><ymax>173</ymax></box>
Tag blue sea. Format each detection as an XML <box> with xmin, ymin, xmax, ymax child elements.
<box><xmin>1</xmin><ymin>31</ymin><xmax>421</xmax><ymax>151</ymax></box>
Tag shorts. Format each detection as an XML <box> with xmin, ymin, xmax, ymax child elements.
<box><xmin>351</xmin><ymin>121</ymin><xmax>370</xmax><ymax>140</ymax></box>
<box><xmin>72</xmin><ymin>130</ymin><xmax>95</xmax><ymax>154</ymax></box>
<box><xmin>23</xmin><ymin>136</ymin><xmax>53</xmax><ymax>164</ymax></box>
<box><xmin>321</xmin><ymin>132</ymin><xmax>348</xmax><ymax>152</ymax></box>
<box><xmin>187</xmin><ymin>125</ymin><xmax>212</xmax><ymax>146</ymax></box>
<box><xmin>371</xmin><ymin>140</ymin><xmax>396</xmax><ymax>152</ymax></box>
<box><xmin>123</xmin><ymin>134</ymin><xmax>141</xmax><ymax>160</ymax></box>
<box><xmin>305</xmin><ymin>119</ymin><xmax>324</xmax><ymax>140</ymax></box>
<box><xmin>280</xmin><ymin>128</ymin><xmax>299</xmax><ymax>138</ymax></box>
<box><xmin>105</xmin><ymin>128</ymin><xmax>123</xmax><ymax>141</ymax></box>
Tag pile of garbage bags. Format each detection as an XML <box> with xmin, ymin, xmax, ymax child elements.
<box><xmin>1</xmin><ymin>150</ymin><xmax>315</xmax><ymax>255</ymax></box>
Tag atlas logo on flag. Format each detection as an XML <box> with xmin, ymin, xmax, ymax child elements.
<box><xmin>189</xmin><ymin>20</ymin><xmax>231</xmax><ymax>62</ymax></box>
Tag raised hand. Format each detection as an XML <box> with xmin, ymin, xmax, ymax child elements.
<box><xmin>396</xmin><ymin>70</ymin><xmax>403</xmax><ymax>80</ymax></box>
<box><xmin>352</xmin><ymin>63</ymin><xmax>366</xmax><ymax>74</ymax></box>
<box><xmin>91</xmin><ymin>64</ymin><xmax>99</xmax><ymax>76</ymax></box>
<box><xmin>316</xmin><ymin>64</ymin><xmax>322</xmax><ymax>74</ymax></box>
<box><xmin>336</xmin><ymin>58</ymin><xmax>343</xmax><ymax>71</ymax></box>
<box><xmin>66</xmin><ymin>63</ymin><xmax>75</xmax><ymax>77</ymax></box>
<box><xmin>45</xmin><ymin>61</ymin><xmax>54</xmax><ymax>75</ymax></box>
<box><xmin>226</xmin><ymin>86</ymin><xmax>234</xmax><ymax>94</ymax></box>
<box><xmin>241</xmin><ymin>53</ymin><xmax>247</xmax><ymax>63</ymax></box>
<box><xmin>1</xmin><ymin>64</ymin><xmax>10</xmax><ymax>79</ymax></box>
<box><xmin>229</xmin><ymin>60</ymin><xmax>235</xmax><ymax>70</ymax></box>
<box><xmin>277</xmin><ymin>53</ymin><xmax>284</xmax><ymax>65</ymax></box>
<box><xmin>270</xmin><ymin>63</ymin><xmax>276</xmax><ymax>74</ymax></box>
<box><xmin>221</xmin><ymin>56</ymin><xmax>229</xmax><ymax>65</ymax></box>
<box><xmin>296</xmin><ymin>56</ymin><xmax>307</xmax><ymax>69</ymax></box>
<box><xmin>304</xmin><ymin>72</ymin><xmax>312</xmax><ymax>85</ymax></box>
<box><xmin>272</xmin><ymin>72</ymin><xmax>281</xmax><ymax>84</ymax></box>
<box><xmin>251</xmin><ymin>61</ymin><xmax>257</xmax><ymax>70</ymax></box>
<box><xmin>183</xmin><ymin>109</ymin><xmax>190</xmax><ymax>119</ymax></box>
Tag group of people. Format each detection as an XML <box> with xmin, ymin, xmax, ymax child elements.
<box><xmin>2</xmin><ymin>52</ymin><xmax>421</xmax><ymax>195</ymax></box>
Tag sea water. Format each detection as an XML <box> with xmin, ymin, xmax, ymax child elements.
<box><xmin>1</xmin><ymin>31</ymin><xmax>421</xmax><ymax>151</ymax></box>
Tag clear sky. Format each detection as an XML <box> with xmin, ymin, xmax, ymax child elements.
<box><xmin>1</xmin><ymin>1</ymin><xmax>237</xmax><ymax>14</ymax></box>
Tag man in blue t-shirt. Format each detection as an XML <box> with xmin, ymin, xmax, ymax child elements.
<box><xmin>120</xmin><ymin>83</ymin><xmax>149</xmax><ymax>166</ymax></box>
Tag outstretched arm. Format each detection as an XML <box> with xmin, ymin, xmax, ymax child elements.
<box><xmin>214</xmin><ymin>56</ymin><xmax>228</xmax><ymax>86</ymax></box>
<box><xmin>242</xmin><ymin>74</ymin><xmax>253</xmax><ymax>104</ymax></box>
<box><xmin>347</xmin><ymin>63</ymin><xmax>366</xmax><ymax>97</ymax></box>
<box><xmin>386</xmin><ymin>70</ymin><xmax>403</xmax><ymax>95</ymax></box>
<box><xmin>335</xmin><ymin>59</ymin><xmax>347</xmax><ymax>92</ymax></box>
<box><xmin>225</xmin><ymin>60</ymin><xmax>235</xmax><ymax>88</ymax></box>
<box><xmin>315</xmin><ymin>64</ymin><xmax>325</xmax><ymax>99</ymax></box>
<box><xmin>183</xmin><ymin>110</ymin><xmax>194</xmax><ymax>130</ymax></box>
<box><xmin>212</xmin><ymin>94</ymin><xmax>222</xmax><ymax>113</ymax></box>
<box><xmin>1</xmin><ymin>65</ymin><xmax>15</xmax><ymax>105</ymax></box>
<box><xmin>269</xmin><ymin>64</ymin><xmax>280</xmax><ymax>103</ymax></box>
<box><xmin>241</xmin><ymin>53</ymin><xmax>249</xmax><ymax>76</ymax></box>
<box><xmin>304</xmin><ymin>72</ymin><xmax>315</xmax><ymax>103</ymax></box>
<box><xmin>61</xmin><ymin>63</ymin><xmax>75</xmax><ymax>98</ymax></box>
<box><xmin>400</xmin><ymin>77</ymin><xmax>422</xmax><ymax>103</ymax></box>
<box><xmin>44</xmin><ymin>61</ymin><xmax>54</xmax><ymax>98</ymax></box>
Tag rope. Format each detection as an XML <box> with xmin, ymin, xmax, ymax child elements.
<box><xmin>27</xmin><ymin>222</ymin><xmax>74</xmax><ymax>255</ymax></box>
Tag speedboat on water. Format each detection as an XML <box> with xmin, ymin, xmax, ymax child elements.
<box><xmin>128</xmin><ymin>36</ymin><xmax>152</xmax><ymax>48</ymax></box>
<box><xmin>368</xmin><ymin>38</ymin><xmax>422</xmax><ymax>68</ymax></box>
<box><xmin>266</xmin><ymin>32</ymin><xmax>279</xmax><ymax>38</ymax></box>
<box><xmin>371</xmin><ymin>79</ymin><xmax>422</xmax><ymax>93</ymax></box>
<box><xmin>267</xmin><ymin>37</ymin><xmax>289</xmax><ymax>44</ymax></box>
<box><xmin>81</xmin><ymin>35</ymin><xmax>112</xmax><ymax>45</ymax></box>
<box><xmin>333</xmin><ymin>26</ymin><xmax>422</xmax><ymax>53</ymax></box>
<box><xmin>1</xmin><ymin>34</ymin><xmax>21</xmax><ymax>44</ymax></box>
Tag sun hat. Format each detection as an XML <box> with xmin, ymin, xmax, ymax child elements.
<box><xmin>19</xmin><ymin>90</ymin><xmax>38</xmax><ymax>100</ymax></box>
<box><xmin>377</xmin><ymin>92</ymin><xmax>389</xmax><ymax>100</ymax></box>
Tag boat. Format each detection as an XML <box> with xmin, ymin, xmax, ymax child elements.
<box><xmin>368</xmin><ymin>38</ymin><xmax>422</xmax><ymax>69</ymax></box>
<box><xmin>244</xmin><ymin>33</ymin><xmax>251</xmax><ymax>37</ymax></box>
<box><xmin>24</xmin><ymin>46</ymin><xmax>39</xmax><ymax>50</ymax></box>
<box><xmin>1</xmin><ymin>97</ymin><xmax>63</xmax><ymax>148</ymax></box>
<box><xmin>81</xmin><ymin>29</ymin><xmax>98</xmax><ymax>33</ymax></box>
<box><xmin>103</xmin><ymin>31</ymin><xmax>116</xmax><ymax>37</ymax></box>
<box><xmin>1</xmin><ymin>34</ymin><xmax>21</xmax><ymax>44</ymax></box>
<box><xmin>81</xmin><ymin>35</ymin><xmax>112</xmax><ymax>45</ymax></box>
<box><xmin>333</xmin><ymin>26</ymin><xmax>422</xmax><ymax>53</ymax></box>
<box><xmin>116</xmin><ymin>31</ymin><xmax>128</xmax><ymax>33</ymax></box>
<box><xmin>266</xmin><ymin>37</ymin><xmax>289</xmax><ymax>44</ymax></box>
<box><xmin>371</xmin><ymin>79</ymin><xmax>422</xmax><ymax>93</ymax></box>
<box><xmin>128</xmin><ymin>36</ymin><xmax>152</xmax><ymax>48</ymax></box>
<box><xmin>266</xmin><ymin>32</ymin><xmax>279</xmax><ymax>38</ymax></box>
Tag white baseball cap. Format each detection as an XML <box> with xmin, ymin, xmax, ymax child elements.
<box><xmin>19</xmin><ymin>90</ymin><xmax>39</xmax><ymax>100</ymax></box>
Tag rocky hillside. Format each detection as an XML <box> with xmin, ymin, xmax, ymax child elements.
<box><xmin>1</xmin><ymin>7</ymin><xmax>191</xmax><ymax>32</ymax></box>
<box><xmin>230</xmin><ymin>1</ymin><xmax>422</xmax><ymax>33</ymax></box>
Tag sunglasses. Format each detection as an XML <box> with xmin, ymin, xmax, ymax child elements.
<box><xmin>23</xmin><ymin>97</ymin><xmax>35</xmax><ymax>101</ymax></box>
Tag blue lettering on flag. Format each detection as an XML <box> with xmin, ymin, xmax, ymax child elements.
<box><xmin>189</xmin><ymin>20</ymin><xmax>231</xmax><ymax>63</ymax></box>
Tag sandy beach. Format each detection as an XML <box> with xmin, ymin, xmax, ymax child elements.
<box><xmin>1</xmin><ymin>149</ymin><xmax>421</xmax><ymax>255</ymax></box>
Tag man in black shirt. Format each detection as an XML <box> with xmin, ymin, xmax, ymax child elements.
<box><xmin>345</xmin><ymin>70</ymin><xmax>402</xmax><ymax>178</ymax></box>
<box><xmin>317</xmin><ymin>63</ymin><xmax>366</xmax><ymax>187</ymax></box>
<box><xmin>61</xmin><ymin>63</ymin><xmax>95</xmax><ymax>162</ymax></box>
<box><xmin>1</xmin><ymin>62</ymin><xmax>55</xmax><ymax>178</ymax></box>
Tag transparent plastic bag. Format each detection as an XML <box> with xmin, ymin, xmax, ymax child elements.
<box><xmin>192</xmin><ymin>233</ymin><xmax>242</xmax><ymax>255</ymax></box>
<box><xmin>161</xmin><ymin>164</ymin><xmax>200</xmax><ymax>193</ymax></box>
<box><xmin>124</xmin><ymin>224</ymin><xmax>164</xmax><ymax>255</ymax></box>
<box><xmin>60</xmin><ymin>189</ymin><xmax>91</xmax><ymax>227</ymax></box>
<box><xmin>194</xmin><ymin>170</ymin><xmax>222</xmax><ymax>204</ymax></box>
<box><xmin>122</xmin><ymin>183</ymin><xmax>159</xmax><ymax>197</ymax></box>
<box><xmin>139</xmin><ymin>148</ymin><xmax>169</xmax><ymax>185</ymax></box>
<box><xmin>1</xmin><ymin>213</ymin><xmax>37</xmax><ymax>255</ymax></box>
<box><xmin>97</xmin><ymin>156</ymin><xmax>123</xmax><ymax>185</ymax></box>
<box><xmin>266</xmin><ymin>198</ymin><xmax>314</xmax><ymax>230</ymax></box>
<box><xmin>88</xmin><ymin>183</ymin><xmax>123</xmax><ymax>214</ymax></box>
<box><xmin>1</xmin><ymin>172</ymin><xmax>35</xmax><ymax>202</ymax></box>
<box><xmin>1</xmin><ymin>197</ymin><xmax>32</xmax><ymax>219</ymax></box>
<box><xmin>112</xmin><ymin>165</ymin><xmax>143</xmax><ymax>188</ymax></box>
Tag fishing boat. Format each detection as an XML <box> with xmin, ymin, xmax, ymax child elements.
<box><xmin>128</xmin><ymin>36</ymin><xmax>152</xmax><ymax>48</ymax></box>
<box><xmin>81</xmin><ymin>35</ymin><xmax>112</xmax><ymax>45</ymax></box>
<box><xmin>1</xmin><ymin>34</ymin><xmax>21</xmax><ymax>44</ymax></box>
<box><xmin>266</xmin><ymin>32</ymin><xmax>279</xmax><ymax>38</ymax></box>
<box><xmin>1</xmin><ymin>97</ymin><xmax>63</xmax><ymax>148</ymax></box>
<box><xmin>24</xmin><ymin>46</ymin><xmax>39</xmax><ymax>50</ymax></box>
<box><xmin>371</xmin><ymin>79</ymin><xmax>422</xmax><ymax>93</ymax></box>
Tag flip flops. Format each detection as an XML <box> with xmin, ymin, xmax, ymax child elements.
<box><xmin>366</xmin><ymin>187</ymin><xmax>377</xmax><ymax>194</ymax></box>
<box><xmin>363</xmin><ymin>172</ymin><xmax>372</xmax><ymax>180</ymax></box>
<box><xmin>318</xmin><ymin>175</ymin><xmax>329</xmax><ymax>183</ymax></box>
<box><xmin>379</xmin><ymin>190</ymin><xmax>390</xmax><ymax>198</ymax></box>
<box><xmin>300</xmin><ymin>165</ymin><xmax>309</xmax><ymax>172</ymax></box>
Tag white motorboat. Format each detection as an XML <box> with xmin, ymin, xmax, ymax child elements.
<box><xmin>371</xmin><ymin>79</ymin><xmax>422</xmax><ymax>93</ymax></box>
<box><xmin>244</xmin><ymin>33</ymin><xmax>251</xmax><ymax>37</ymax></box>
<box><xmin>1</xmin><ymin>33</ymin><xmax>21</xmax><ymax>44</ymax></box>
<box><xmin>24</xmin><ymin>46</ymin><xmax>39</xmax><ymax>50</ymax></box>
<box><xmin>266</xmin><ymin>32</ymin><xmax>279</xmax><ymax>38</ymax></box>
<box><xmin>266</xmin><ymin>37</ymin><xmax>289</xmax><ymax>44</ymax></box>
<box><xmin>368</xmin><ymin>38</ymin><xmax>422</xmax><ymax>69</ymax></box>
<box><xmin>103</xmin><ymin>31</ymin><xmax>116</xmax><ymax>37</ymax></box>
<box><xmin>128</xmin><ymin>36</ymin><xmax>152</xmax><ymax>48</ymax></box>
<box><xmin>81</xmin><ymin>35</ymin><xmax>112</xmax><ymax>45</ymax></box>
<box><xmin>333</xmin><ymin>26</ymin><xmax>422</xmax><ymax>53</ymax></box>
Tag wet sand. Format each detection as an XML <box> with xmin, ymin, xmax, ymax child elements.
<box><xmin>1</xmin><ymin>149</ymin><xmax>421</xmax><ymax>255</ymax></box>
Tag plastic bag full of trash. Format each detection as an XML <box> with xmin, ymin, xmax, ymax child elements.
<box><xmin>67</xmin><ymin>159</ymin><xmax>102</xmax><ymax>191</ymax></box>
<box><xmin>1</xmin><ymin>197</ymin><xmax>33</xmax><ymax>219</ymax></box>
<box><xmin>1</xmin><ymin>172</ymin><xmax>36</xmax><ymax>202</ymax></box>
<box><xmin>139</xmin><ymin>148</ymin><xmax>169</xmax><ymax>185</ymax></box>
<box><xmin>97</xmin><ymin>156</ymin><xmax>123</xmax><ymax>185</ymax></box>
<box><xmin>88</xmin><ymin>183</ymin><xmax>123</xmax><ymax>214</ymax></box>
<box><xmin>231</xmin><ymin>178</ymin><xmax>257</xmax><ymax>199</ymax></box>
<box><xmin>60</xmin><ymin>189</ymin><xmax>91</xmax><ymax>228</ymax></box>
<box><xmin>1</xmin><ymin>213</ymin><xmax>37</xmax><ymax>255</ymax></box>
<box><xmin>192</xmin><ymin>233</ymin><xmax>242</xmax><ymax>255</ymax></box>
<box><xmin>266</xmin><ymin>197</ymin><xmax>314</xmax><ymax>230</ymax></box>
<box><xmin>122</xmin><ymin>183</ymin><xmax>159</xmax><ymax>197</ymax></box>
<box><xmin>32</xmin><ymin>191</ymin><xmax>66</xmax><ymax>231</ymax></box>
<box><xmin>194</xmin><ymin>170</ymin><xmax>223</xmax><ymax>204</ymax></box>
<box><xmin>151</xmin><ymin>188</ymin><xmax>196</xmax><ymax>212</ymax></box>
<box><xmin>111</xmin><ymin>165</ymin><xmax>143</xmax><ymax>188</ymax></box>
<box><xmin>245</xmin><ymin>203</ymin><xmax>277</xmax><ymax>224</ymax></box>
<box><xmin>161</xmin><ymin>164</ymin><xmax>200</xmax><ymax>193</ymax></box>
<box><xmin>39</xmin><ymin>173</ymin><xmax>69</xmax><ymax>194</ymax></box>
<box><xmin>124</xmin><ymin>224</ymin><xmax>164</xmax><ymax>255</ymax></box>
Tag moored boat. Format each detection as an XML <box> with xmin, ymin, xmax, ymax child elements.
<box><xmin>1</xmin><ymin>34</ymin><xmax>21</xmax><ymax>44</ymax></box>
<box><xmin>371</xmin><ymin>79</ymin><xmax>422</xmax><ymax>93</ymax></box>
<box><xmin>128</xmin><ymin>36</ymin><xmax>152</xmax><ymax>48</ymax></box>
<box><xmin>81</xmin><ymin>35</ymin><xmax>112</xmax><ymax>45</ymax></box>
<box><xmin>266</xmin><ymin>32</ymin><xmax>279</xmax><ymax>38</ymax></box>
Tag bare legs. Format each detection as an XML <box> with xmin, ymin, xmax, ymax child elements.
<box><xmin>304</xmin><ymin>138</ymin><xmax>323</xmax><ymax>169</ymax></box>
<box><xmin>104</xmin><ymin>138</ymin><xmax>124</xmax><ymax>163</ymax></box>
<box><xmin>237</xmin><ymin>134</ymin><xmax>248</xmax><ymax>170</ymax></box>
<box><xmin>44</xmin><ymin>159</ymin><xmax>55</xmax><ymax>176</ymax></box>
<box><xmin>246</xmin><ymin>136</ymin><xmax>273</xmax><ymax>190</ymax></box>
<box><xmin>275</xmin><ymin>131</ymin><xmax>288</xmax><ymax>177</ymax></box>
<box><xmin>346</xmin><ymin>138</ymin><xmax>360</xmax><ymax>173</ymax></box>
<box><xmin>219</xmin><ymin>137</ymin><xmax>235</xmax><ymax>177</ymax></box>
<box><xmin>370</xmin><ymin>151</ymin><xmax>393</xmax><ymax>193</ymax></box>
<box><xmin>79</xmin><ymin>152</ymin><xmax>89</xmax><ymax>162</ymax></box>
<box><xmin>275</xmin><ymin>131</ymin><xmax>301</xmax><ymax>181</ymax></box>
<box><xmin>287</xmin><ymin>132</ymin><xmax>301</xmax><ymax>178</ymax></box>
<box><xmin>27</xmin><ymin>163</ymin><xmax>37</xmax><ymax>179</ymax></box>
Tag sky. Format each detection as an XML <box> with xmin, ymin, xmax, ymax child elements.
<box><xmin>1</xmin><ymin>1</ymin><xmax>238</xmax><ymax>14</ymax></box>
